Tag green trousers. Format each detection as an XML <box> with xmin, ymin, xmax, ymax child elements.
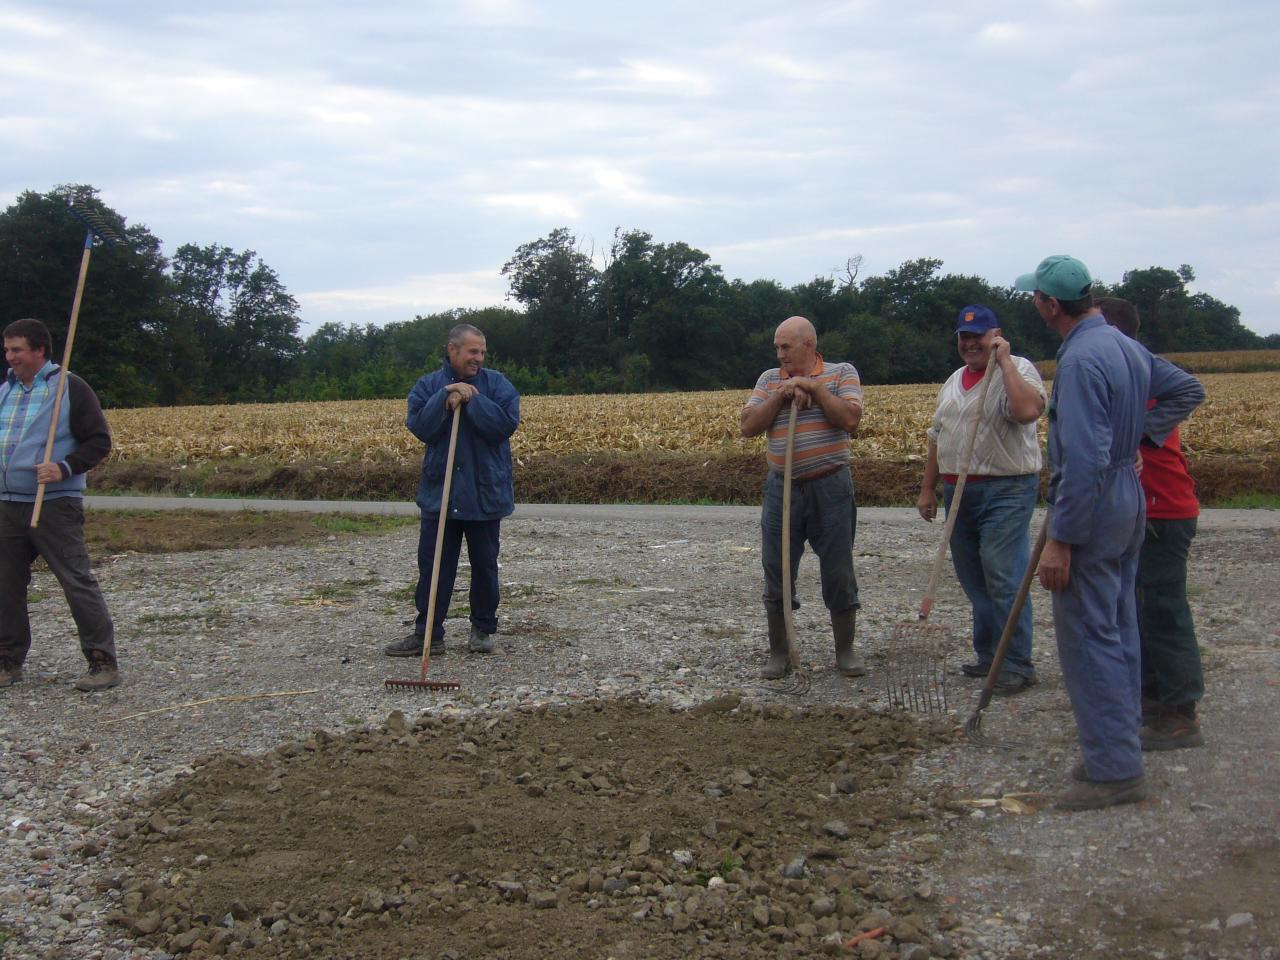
<box><xmin>1137</xmin><ymin>517</ymin><xmax>1203</xmax><ymax>707</ymax></box>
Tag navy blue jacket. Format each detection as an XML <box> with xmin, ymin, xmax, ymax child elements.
<box><xmin>407</xmin><ymin>359</ymin><xmax>520</xmax><ymax>520</ymax></box>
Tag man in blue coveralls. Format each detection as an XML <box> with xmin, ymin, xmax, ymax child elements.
<box><xmin>384</xmin><ymin>323</ymin><xmax>521</xmax><ymax>658</ymax></box>
<box><xmin>1017</xmin><ymin>256</ymin><xmax>1203</xmax><ymax>811</ymax></box>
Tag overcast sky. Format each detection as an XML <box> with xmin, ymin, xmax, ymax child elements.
<box><xmin>3</xmin><ymin>0</ymin><xmax>1278</xmax><ymax>338</ymax></box>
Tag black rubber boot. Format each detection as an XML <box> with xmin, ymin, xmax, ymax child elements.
<box><xmin>761</xmin><ymin>609</ymin><xmax>791</xmax><ymax>680</ymax></box>
<box><xmin>832</xmin><ymin>609</ymin><xmax>866</xmax><ymax>677</ymax></box>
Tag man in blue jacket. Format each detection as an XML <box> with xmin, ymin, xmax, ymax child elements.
<box><xmin>1</xmin><ymin>319</ymin><xmax>118</xmax><ymax>691</ymax></box>
<box><xmin>384</xmin><ymin>323</ymin><xmax>520</xmax><ymax>658</ymax></box>
<box><xmin>1017</xmin><ymin>256</ymin><xmax>1203</xmax><ymax>811</ymax></box>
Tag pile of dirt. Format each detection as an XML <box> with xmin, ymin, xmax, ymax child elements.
<box><xmin>107</xmin><ymin>700</ymin><xmax>959</xmax><ymax>959</ymax></box>
<box><xmin>89</xmin><ymin>451</ymin><xmax>1280</xmax><ymax>507</ymax></box>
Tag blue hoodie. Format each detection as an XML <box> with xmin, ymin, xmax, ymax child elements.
<box><xmin>0</xmin><ymin>366</ymin><xmax>112</xmax><ymax>502</ymax></box>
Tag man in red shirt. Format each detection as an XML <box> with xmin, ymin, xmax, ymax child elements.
<box><xmin>1097</xmin><ymin>297</ymin><xmax>1206</xmax><ymax>750</ymax></box>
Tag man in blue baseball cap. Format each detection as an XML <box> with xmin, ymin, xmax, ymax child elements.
<box><xmin>918</xmin><ymin>305</ymin><xmax>1046</xmax><ymax>694</ymax></box>
<box><xmin>1017</xmin><ymin>256</ymin><xmax>1203</xmax><ymax>810</ymax></box>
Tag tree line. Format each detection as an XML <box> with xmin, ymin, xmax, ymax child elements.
<box><xmin>2</xmin><ymin>186</ymin><xmax>1272</xmax><ymax>408</ymax></box>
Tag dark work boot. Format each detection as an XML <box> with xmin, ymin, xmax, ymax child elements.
<box><xmin>831</xmin><ymin>609</ymin><xmax>866</xmax><ymax>677</ymax></box>
<box><xmin>0</xmin><ymin>657</ymin><xmax>23</xmax><ymax>689</ymax></box>
<box><xmin>468</xmin><ymin>625</ymin><xmax>495</xmax><ymax>654</ymax></box>
<box><xmin>383</xmin><ymin>633</ymin><xmax>444</xmax><ymax>657</ymax></box>
<box><xmin>1140</xmin><ymin>702</ymin><xmax>1204</xmax><ymax>751</ymax></box>
<box><xmin>761</xmin><ymin>609</ymin><xmax>791</xmax><ymax>680</ymax></box>
<box><xmin>73</xmin><ymin>651</ymin><xmax>120</xmax><ymax>692</ymax></box>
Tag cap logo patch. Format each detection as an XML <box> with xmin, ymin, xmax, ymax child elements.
<box><xmin>965</xmin><ymin>312</ymin><xmax>975</xmax><ymax>322</ymax></box>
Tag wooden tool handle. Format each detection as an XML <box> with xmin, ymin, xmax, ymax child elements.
<box><xmin>32</xmin><ymin>235</ymin><xmax>93</xmax><ymax>529</ymax></box>
<box><xmin>976</xmin><ymin>513</ymin><xmax>1050</xmax><ymax>707</ymax></box>
<box><xmin>781</xmin><ymin>403</ymin><xmax>799</xmax><ymax>669</ymax></box>
<box><xmin>418</xmin><ymin>403</ymin><xmax>462</xmax><ymax>680</ymax></box>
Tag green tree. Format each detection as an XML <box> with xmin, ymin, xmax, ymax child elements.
<box><xmin>170</xmin><ymin>243</ymin><xmax>303</xmax><ymax>401</ymax></box>
<box><xmin>0</xmin><ymin>185</ymin><xmax>170</xmax><ymax>406</ymax></box>
<box><xmin>1113</xmin><ymin>265</ymin><xmax>1262</xmax><ymax>352</ymax></box>
<box><xmin>501</xmin><ymin>228</ymin><xmax>600</xmax><ymax>371</ymax></box>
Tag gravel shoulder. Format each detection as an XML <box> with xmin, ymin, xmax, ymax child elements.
<box><xmin>2</xmin><ymin>505</ymin><xmax>1277</xmax><ymax>959</ymax></box>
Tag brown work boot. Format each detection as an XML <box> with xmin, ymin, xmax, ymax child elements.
<box><xmin>1140</xmin><ymin>703</ymin><xmax>1204</xmax><ymax>751</ymax></box>
<box><xmin>1055</xmin><ymin>774</ymin><xmax>1148</xmax><ymax>811</ymax></box>
<box><xmin>0</xmin><ymin>660</ymin><xmax>23</xmax><ymax>688</ymax></box>
<box><xmin>73</xmin><ymin>653</ymin><xmax>121</xmax><ymax>692</ymax></box>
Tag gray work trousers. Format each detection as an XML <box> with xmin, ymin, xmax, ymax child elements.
<box><xmin>0</xmin><ymin>498</ymin><xmax>115</xmax><ymax>667</ymax></box>
<box><xmin>760</xmin><ymin>467</ymin><xmax>860</xmax><ymax>616</ymax></box>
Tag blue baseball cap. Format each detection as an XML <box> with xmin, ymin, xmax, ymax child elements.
<box><xmin>1014</xmin><ymin>255</ymin><xmax>1093</xmax><ymax>301</ymax></box>
<box><xmin>955</xmin><ymin>304</ymin><xmax>999</xmax><ymax>334</ymax></box>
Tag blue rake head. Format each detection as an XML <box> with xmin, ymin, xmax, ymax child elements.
<box><xmin>67</xmin><ymin>197</ymin><xmax>125</xmax><ymax>248</ymax></box>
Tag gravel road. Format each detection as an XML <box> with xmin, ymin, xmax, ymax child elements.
<box><xmin>1</xmin><ymin>504</ymin><xmax>1277</xmax><ymax>959</ymax></box>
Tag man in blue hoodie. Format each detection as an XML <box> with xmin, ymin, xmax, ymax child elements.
<box><xmin>384</xmin><ymin>323</ymin><xmax>520</xmax><ymax>658</ymax></box>
<box><xmin>1</xmin><ymin>319</ymin><xmax>117</xmax><ymax>691</ymax></box>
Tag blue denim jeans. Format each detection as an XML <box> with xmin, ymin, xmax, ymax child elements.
<box><xmin>943</xmin><ymin>474</ymin><xmax>1038</xmax><ymax>678</ymax></box>
<box><xmin>413</xmin><ymin>515</ymin><xmax>501</xmax><ymax>642</ymax></box>
<box><xmin>760</xmin><ymin>467</ymin><xmax>859</xmax><ymax>616</ymax></box>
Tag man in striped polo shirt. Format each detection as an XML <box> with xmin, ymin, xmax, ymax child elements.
<box><xmin>741</xmin><ymin>315</ymin><xmax>865</xmax><ymax>680</ymax></box>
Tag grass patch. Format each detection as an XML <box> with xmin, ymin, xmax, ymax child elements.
<box><xmin>139</xmin><ymin>609</ymin><xmax>232</xmax><ymax>626</ymax></box>
<box><xmin>1205</xmin><ymin>492</ymin><xmax>1280</xmax><ymax>509</ymax></box>
<box><xmin>294</xmin><ymin>578</ymin><xmax>380</xmax><ymax>606</ymax></box>
<box><xmin>314</xmin><ymin>515</ymin><xmax>417</xmax><ymax>534</ymax></box>
<box><xmin>84</xmin><ymin>509</ymin><xmax>416</xmax><ymax>557</ymax></box>
<box><xmin>385</xmin><ymin>582</ymin><xmax>417</xmax><ymax>602</ymax></box>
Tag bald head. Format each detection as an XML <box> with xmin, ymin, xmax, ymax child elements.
<box><xmin>774</xmin><ymin>315</ymin><xmax>817</xmax><ymax>376</ymax></box>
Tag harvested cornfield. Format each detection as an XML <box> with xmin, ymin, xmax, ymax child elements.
<box><xmin>93</xmin><ymin>373</ymin><xmax>1280</xmax><ymax>505</ymax></box>
<box><xmin>1035</xmin><ymin>348</ymin><xmax>1280</xmax><ymax>379</ymax></box>
<box><xmin>105</xmin><ymin>373</ymin><xmax>1279</xmax><ymax>464</ymax></box>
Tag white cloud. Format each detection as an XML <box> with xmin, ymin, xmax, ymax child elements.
<box><xmin>482</xmin><ymin>192</ymin><xmax>582</xmax><ymax>220</ymax></box>
<box><xmin>299</xmin><ymin>269</ymin><xmax>509</xmax><ymax>324</ymax></box>
<box><xmin>977</xmin><ymin>22</ymin><xmax>1024</xmax><ymax>44</ymax></box>
<box><xmin>0</xmin><ymin>6</ymin><xmax>60</xmax><ymax>37</ymax></box>
<box><xmin>755</xmin><ymin>54</ymin><xmax>830</xmax><ymax>83</ymax></box>
<box><xmin>2</xmin><ymin>0</ymin><xmax>1276</xmax><ymax>336</ymax></box>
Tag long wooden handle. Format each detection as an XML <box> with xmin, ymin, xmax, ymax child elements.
<box><xmin>781</xmin><ymin>403</ymin><xmax>799</xmax><ymax>669</ymax></box>
<box><xmin>918</xmin><ymin>356</ymin><xmax>998</xmax><ymax>620</ymax></box>
<box><xmin>975</xmin><ymin>513</ymin><xmax>1050</xmax><ymax>708</ymax></box>
<box><xmin>418</xmin><ymin>404</ymin><xmax>462</xmax><ymax>680</ymax></box>
<box><xmin>31</xmin><ymin>233</ymin><xmax>94</xmax><ymax>529</ymax></box>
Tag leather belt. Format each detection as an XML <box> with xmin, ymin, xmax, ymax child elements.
<box><xmin>792</xmin><ymin>463</ymin><xmax>847</xmax><ymax>486</ymax></box>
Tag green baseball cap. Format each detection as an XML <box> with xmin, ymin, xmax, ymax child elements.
<box><xmin>1014</xmin><ymin>255</ymin><xmax>1093</xmax><ymax>301</ymax></box>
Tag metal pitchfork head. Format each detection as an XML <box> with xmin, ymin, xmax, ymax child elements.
<box><xmin>885</xmin><ymin>620</ymin><xmax>949</xmax><ymax>714</ymax></box>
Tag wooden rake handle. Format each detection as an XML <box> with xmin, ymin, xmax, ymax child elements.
<box><xmin>918</xmin><ymin>355</ymin><xmax>998</xmax><ymax>620</ymax></box>
<box><xmin>975</xmin><ymin>513</ymin><xmax>1049</xmax><ymax>711</ymax></box>
<box><xmin>31</xmin><ymin>233</ymin><xmax>95</xmax><ymax>528</ymax></box>
<box><xmin>781</xmin><ymin>403</ymin><xmax>800</xmax><ymax>669</ymax></box>
<box><xmin>418</xmin><ymin>403</ymin><xmax>462</xmax><ymax>681</ymax></box>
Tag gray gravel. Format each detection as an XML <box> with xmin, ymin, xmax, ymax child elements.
<box><xmin>2</xmin><ymin>504</ymin><xmax>1277</xmax><ymax>959</ymax></box>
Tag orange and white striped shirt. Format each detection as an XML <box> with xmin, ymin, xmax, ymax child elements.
<box><xmin>747</xmin><ymin>356</ymin><xmax>863</xmax><ymax>479</ymax></box>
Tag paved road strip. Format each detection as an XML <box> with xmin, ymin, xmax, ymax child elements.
<box><xmin>83</xmin><ymin>495</ymin><xmax>1278</xmax><ymax>529</ymax></box>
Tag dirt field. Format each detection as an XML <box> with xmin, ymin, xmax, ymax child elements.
<box><xmin>1</xmin><ymin>505</ymin><xmax>1277</xmax><ymax>960</ymax></box>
